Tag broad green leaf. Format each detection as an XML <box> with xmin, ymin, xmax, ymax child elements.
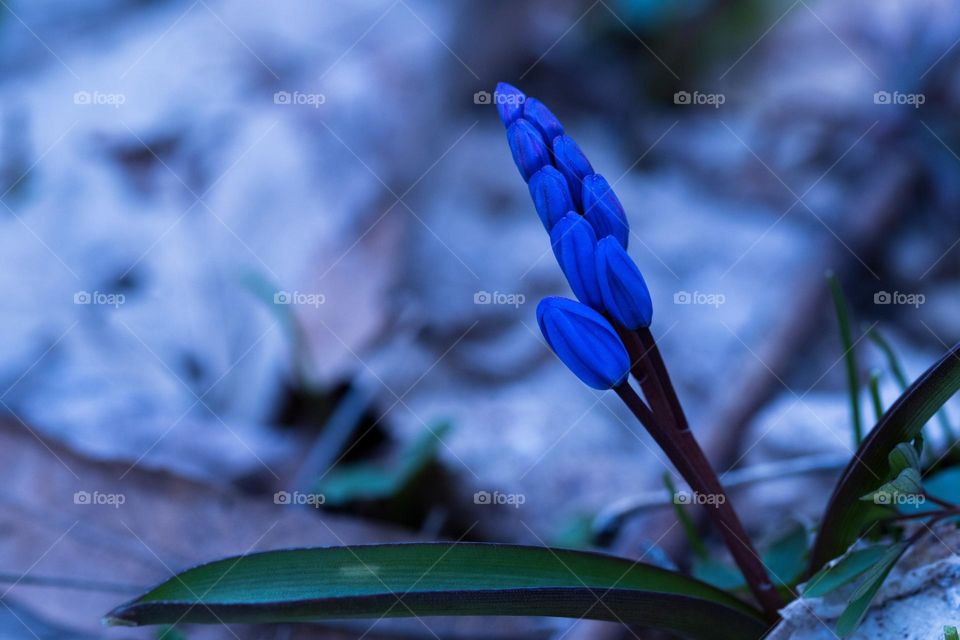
<box><xmin>887</xmin><ymin>442</ymin><xmax>920</xmax><ymax>476</ymax></box>
<box><xmin>836</xmin><ymin>542</ymin><xmax>908</xmax><ymax>637</ymax></box>
<box><xmin>859</xmin><ymin>468</ymin><xmax>923</xmax><ymax>504</ymax></box>
<box><xmin>803</xmin><ymin>546</ymin><xmax>888</xmax><ymax>598</ymax></box>
<box><xmin>946</xmin><ymin>625</ymin><xmax>959</xmax><ymax>640</ymax></box>
<box><xmin>315</xmin><ymin>422</ymin><xmax>451</xmax><ymax>506</ymax></box>
<box><xmin>828</xmin><ymin>273</ymin><xmax>863</xmax><ymax>445</ymax></box>
<box><xmin>106</xmin><ymin>543</ymin><xmax>767</xmax><ymax>639</ymax></box>
<box><xmin>809</xmin><ymin>342</ymin><xmax>960</xmax><ymax>573</ymax></box>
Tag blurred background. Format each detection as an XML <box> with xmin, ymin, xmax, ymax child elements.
<box><xmin>2</xmin><ymin>0</ymin><xmax>960</xmax><ymax>637</ymax></box>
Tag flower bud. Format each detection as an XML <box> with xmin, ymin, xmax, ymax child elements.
<box><xmin>552</xmin><ymin>135</ymin><xmax>594</xmax><ymax>209</ymax></box>
<box><xmin>507</xmin><ymin>119</ymin><xmax>551</xmax><ymax>181</ymax></box>
<box><xmin>596</xmin><ymin>236</ymin><xmax>653</xmax><ymax>329</ymax></box>
<box><xmin>550</xmin><ymin>213</ymin><xmax>603</xmax><ymax>309</ymax></box>
<box><xmin>523</xmin><ymin>98</ymin><xmax>564</xmax><ymax>142</ymax></box>
<box><xmin>537</xmin><ymin>296</ymin><xmax>630</xmax><ymax>390</ymax></box>
<box><xmin>494</xmin><ymin>82</ymin><xmax>526</xmax><ymax>127</ymax></box>
<box><xmin>582</xmin><ymin>174</ymin><xmax>629</xmax><ymax>249</ymax></box>
<box><xmin>528</xmin><ymin>166</ymin><xmax>575</xmax><ymax>231</ymax></box>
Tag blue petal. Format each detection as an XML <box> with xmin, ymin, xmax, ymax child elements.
<box><xmin>507</xmin><ymin>119</ymin><xmax>551</xmax><ymax>181</ymax></box>
<box><xmin>537</xmin><ymin>297</ymin><xmax>629</xmax><ymax>390</ymax></box>
<box><xmin>523</xmin><ymin>98</ymin><xmax>564</xmax><ymax>142</ymax></box>
<box><xmin>582</xmin><ymin>174</ymin><xmax>629</xmax><ymax>249</ymax></box>
<box><xmin>596</xmin><ymin>236</ymin><xmax>653</xmax><ymax>329</ymax></box>
<box><xmin>551</xmin><ymin>135</ymin><xmax>594</xmax><ymax>210</ymax></box>
<box><xmin>550</xmin><ymin>213</ymin><xmax>603</xmax><ymax>309</ymax></box>
<box><xmin>494</xmin><ymin>82</ymin><xmax>526</xmax><ymax>127</ymax></box>
<box><xmin>528</xmin><ymin>167</ymin><xmax>574</xmax><ymax>231</ymax></box>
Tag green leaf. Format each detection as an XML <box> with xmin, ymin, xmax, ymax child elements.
<box><xmin>105</xmin><ymin>543</ymin><xmax>768</xmax><ymax>640</ymax></box>
<box><xmin>945</xmin><ymin>625</ymin><xmax>959</xmax><ymax>640</ymax></box>
<box><xmin>809</xmin><ymin>342</ymin><xmax>960</xmax><ymax>573</ymax></box>
<box><xmin>803</xmin><ymin>546</ymin><xmax>888</xmax><ymax>598</ymax></box>
<box><xmin>887</xmin><ymin>442</ymin><xmax>921</xmax><ymax>476</ymax></box>
<box><xmin>315</xmin><ymin>421</ymin><xmax>452</xmax><ymax>506</ymax></box>
<box><xmin>828</xmin><ymin>273</ymin><xmax>863</xmax><ymax>446</ymax></box>
<box><xmin>860</xmin><ymin>468</ymin><xmax>923</xmax><ymax>504</ymax></box>
<box><xmin>836</xmin><ymin>542</ymin><xmax>908</xmax><ymax>637</ymax></box>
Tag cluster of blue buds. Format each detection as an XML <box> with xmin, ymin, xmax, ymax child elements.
<box><xmin>495</xmin><ymin>82</ymin><xmax>653</xmax><ymax>390</ymax></box>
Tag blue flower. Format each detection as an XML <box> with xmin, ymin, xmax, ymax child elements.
<box><xmin>551</xmin><ymin>134</ymin><xmax>594</xmax><ymax>209</ymax></box>
<box><xmin>507</xmin><ymin>119</ymin><xmax>551</xmax><ymax>181</ymax></box>
<box><xmin>596</xmin><ymin>236</ymin><xmax>653</xmax><ymax>329</ymax></box>
<box><xmin>537</xmin><ymin>296</ymin><xmax>630</xmax><ymax>390</ymax></box>
<box><xmin>582</xmin><ymin>174</ymin><xmax>629</xmax><ymax>249</ymax></box>
<box><xmin>528</xmin><ymin>166</ymin><xmax>575</xmax><ymax>231</ymax></box>
<box><xmin>523</xmin><ymin>97</ymin><xmax>564</xmax><ymax>142</ymax></box>
<box><xmin>494</xmin><ymin>82</ymin><xmax>526</xmax><ymax>127</ymax></box>
<box><xmin>550</xmin><ymin>213</ymin><xmax>603</xmax><ymax>309</ymax></box>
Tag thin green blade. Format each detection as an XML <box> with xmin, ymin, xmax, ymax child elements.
<box><xmin>803</xmin><ymin>546</ymin><xmax>888</xmax><ymax>598</ymax></box>
<box><xmin>809</xmin><ymin>342</ymin><xmax>960</xmax><ymax>573</ymax></box>
<box><xmin>106</xmin><ymin>543</ymin><xmax>767</xmax><ymax>639</ymax></box>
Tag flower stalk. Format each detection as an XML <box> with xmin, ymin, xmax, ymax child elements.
<box><xmin>620</xmin><ymin>328</ymin><xmax>784</xmax><ymax>620</ymax></box>
<box><xmin>495</xmin><ymin>81</ymin><xmax>783</xmax><ymax>621</ymax></box>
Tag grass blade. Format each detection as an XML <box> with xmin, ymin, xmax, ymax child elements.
<box><xmin>106</xmin><ymin>543</ymin><xmax>767</xmax><ymax>639</ymax></box>
<box><xmin>802</xmin><ymin>545</ymin><xmax>888</xmax><ymax>598</ymax></box>
<box><xmin>868</xmin><ymin>326</ymin><xmax>956</xmax><ymax>445</ymax></box>
<box><xmin>827</xmin><ymin>273</ymin><xmax>862</xmax><ymax>446</ymax></box>
<box><xmin>868</xmin><ymin>369</ymin><xmax>884</xmax><ymax>424</ymax></box>
<box><xmin>835</xmin><ymin>542</ymin><xmax>908</xmax><ymax>637</ymax></box>
<box><xmin>662</xmin><ymin>472</ymin><xmax>708</xmax><ymax>559</ymax></box>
